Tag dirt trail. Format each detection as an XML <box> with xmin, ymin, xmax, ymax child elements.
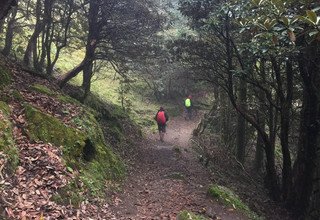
<box><xmin>110</xmin><ymin>116</ymin><xmax>248</xmax><ymax>220</ymax></box>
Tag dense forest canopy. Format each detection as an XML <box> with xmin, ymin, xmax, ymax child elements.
<box><xmin>0</xmin><ymin>0</ymin><xmax>320</xmax><ymax>219</ymax></box>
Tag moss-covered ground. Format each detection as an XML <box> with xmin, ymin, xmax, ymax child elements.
<box><xmin>0</xmin><ymin>101</ymin><xmax>19</xmax><ymax>174</ymax></box>
<box><xmin>24</xmin><ymin>88</ymin><xmax>125</xmax><ymax>201</ymax></box>
<box><xmin>208</xmin><ymin>184</ymin><xmax>262</xmax><ymax>220</ymax></box>
<box><xmin>0</xmin><ymin>65</ymin><xmax>11</xmax><ymax>89</ymax></box>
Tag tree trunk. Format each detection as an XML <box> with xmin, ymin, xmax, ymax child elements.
<box><xmin>59</xmin><ymin>0</ymin><xmax>98</xmax><ymax>94</ymax></box>
<box><xmin>255</xmin><ymin>112</ymin><xmax>265</xmax><ymax>172</ymax></box>
<box><xmin>307</xmin><ymin>133</ymin><xmax>320</xmax><ymax>219</ymax></box>
<box><xmin>221</xmin><ymin>91</ymin><xmax>233</xmax><ymax>147</ymax></box>
<box><xmin>38</xmin><ymin>0</ymin><xmax>54</xmax><ymax>72</ymax></box>
<box><xmin>23</xmin><ymin>0</ymin><xmax>43</xmax><ymax>66</ymax></box>
<box><xmin>2</xmin><ymin>5</ymin><xmax>17</xmax><ymax>56</ymax></box>
<box><xmin>37</xmin><ymin>29</ymin><xmax>47</xmax><ymax>71</ymax></box>
<box><xmin>0</xmin><ymin>19</ymin><xmax>5</xmax><ymax>33</ymax></box>
<box><xmin>280</xmin><ymin>60</ymin><xmax>293</xmax><ymax>201</ymax></box>
<box><xmin>236</xmin><ymin>78</ymin><xmax>247</xmax><ymax>164</ymax></box>
<box><xmin>46</xmin><ymin>0</ymin><xmax>73</xmax><ymax>75</ymax></box>
<box><xmin>0</xmin><ymin>0</ymin><xmax>16</xmax><ymax>20</ymax></box>
<box><xmin>78</xmin><ymin>0</ymin><xmax>99</xmax><ymax>99</ymax></box>
<box><xmin>82</xmin><ymin>60</ymin><xmax>93</xmax><ymax>101</ymax></box>
<box><xmin>45</xmin><ymin>24</ymin><xmax>55</xmax><ymax>74</ymax></box>
<box><xmin>271</xmin><ymin>56</ymin><xmax>294</xmax><ymax>200</ymax></box>
<box><xmin>34</xmin><ymin>0</ymin><xmax>54</xmax><ymax>72</ymax></box>
<box><xmin>58</xmin><ymin>60</ymin><xmax>86</xmax><ymax>88</ymax></box>
<box><xmin>290</xmin><ymin>40</ymin><xmax>320</xmax><ymax>216</ymax></box>
<box><xmin>255</xmin><ymin>59</ymin><xmax>266</xmax><ymax>172</ymax></box>
<box><xmin>224</xmin><ymin>14</ymin><xmax>280</xmax><ymax>199</ymax></box>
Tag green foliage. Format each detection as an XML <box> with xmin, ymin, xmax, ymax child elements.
<box><xmin>0</xmin><ymin>101</ymin><xmax>19</xmax><ymax>174</ymax></box>
<box><xmin>208</xmin><ymin>185</ymin><xmax>262</xmax><ymax>220</ymax></box>
<box><xmin>0</xmin><ymin>65</ymin><xmax>11</xmax><ymax>89</ymax></box>
<box><xmin>177</xmin><ymin>210</ymin><xmax>208</xmax><ymax>220</ymax></box>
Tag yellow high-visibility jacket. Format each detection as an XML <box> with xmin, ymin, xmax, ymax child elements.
<box><xmin>185</xmin><ymin>98</ymin><xmax>191</xmax><ymax>107</ymax></box>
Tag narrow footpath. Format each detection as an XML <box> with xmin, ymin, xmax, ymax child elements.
<box><xmin>110</xmin><ymin>116</ymin><xmax>248</xmax><ymax>220</ymax></box>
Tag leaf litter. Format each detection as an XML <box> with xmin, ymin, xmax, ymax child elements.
<box><xmin>0</xmin><ymin>59</ymin><xmax>117</xmax><ymax>219</ymax></box>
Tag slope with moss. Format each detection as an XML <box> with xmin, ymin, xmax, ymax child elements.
<box><xmin>0</xmin><ymin>101</ymin><xmax>19</xmax><ymax>174</ymax></box>
<box><xmin>208</xmin><ymin>184</ymin><xmax>262</xmax><ymax>219</ymax></box>
<box><xmin>24</xmin><ymin>85</ymin><xmax>126</xmax><ymax>198</ymax></box>
<box><xmin>0</xmin><ymin>55</ymin><xmax>142</xmax><ymax>219</ymax></box>
<box><xmin>0</xmin><ymin>64</ymin><xmax>11</xmax><ymax>88</ymax></box>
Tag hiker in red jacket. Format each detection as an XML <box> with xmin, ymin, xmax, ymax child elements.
<box><xmin>155</xmin><ymin>107</ymin><xmax>169</xmax><ymax>142</ymax></box>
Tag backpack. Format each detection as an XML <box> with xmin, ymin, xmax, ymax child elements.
<box><xmin>185</xmin><ymin>98</ymin><xmax>191</xmax><ymax>107</ymax></box>
<box><xmin>156</xmin><ymin>111</ymin><xmax>166</xmax><ymax>125</ymax></box>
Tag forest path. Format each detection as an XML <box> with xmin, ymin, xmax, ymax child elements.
<box><xmin>110</xmin><ymin>116</ymin><xmax>248</xmax><ymax>220</ymax></box>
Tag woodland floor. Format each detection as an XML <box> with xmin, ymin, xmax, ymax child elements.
<box><xmin>109</xmin><ymin>115</ymin><xmax>248</xmax><ymax>220</ymax></box>
<box><xmin>0</xmin><ymin>57</ymin><xmax>293</xmax><ymax>219</ymax></box>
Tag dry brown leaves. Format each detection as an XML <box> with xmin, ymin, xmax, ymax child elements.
<box><xmin>21</xmin><ymin>90</ymin><xmax>83</xmax><ymax>127</ymax></box>
<box><xmin>1</xmin><ymin>100</ymin><xmax>117</xmax><ymax>219</ymax></box>
<box><xmin>0</xmin><ymin>63</ymin><xmax>118</xmax><ymax>219</ymax></box>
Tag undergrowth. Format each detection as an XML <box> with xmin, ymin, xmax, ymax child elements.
<box><xmin>208</xmin><ymin>184</ymin><xmax>262</xmax><ymax>220</ymax></box>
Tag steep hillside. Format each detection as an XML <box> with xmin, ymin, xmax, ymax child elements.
<box><xmin>0</xmin><ymin>55</ymin><xmax>140</xmax><ymax>219</ymax></box>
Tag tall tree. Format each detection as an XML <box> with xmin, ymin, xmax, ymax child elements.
<box><xmin>0</xmin><ymin>0</ymin><xmax>16</xmax><ymax>20</ymax></box>
<box><xmin>59</xmin><ymin>0</ymin><xmax>162</xmax><ymax>100</ymax></box>
<box><xmin>2</xmin><ymin>3</ymin><xmax>18</xmax><ymax>56</ymax></box>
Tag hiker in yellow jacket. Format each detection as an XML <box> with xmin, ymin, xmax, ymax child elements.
<box><xmin>184</xmin><ymin>95</ymin><xmax>192</xmax><ymax>120</ymax></box>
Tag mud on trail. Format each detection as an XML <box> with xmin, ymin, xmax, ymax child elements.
<box><xmin>109</xmin><ymin>116</ymin><xmax>248</xmax><ymax>220</ymax></box>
